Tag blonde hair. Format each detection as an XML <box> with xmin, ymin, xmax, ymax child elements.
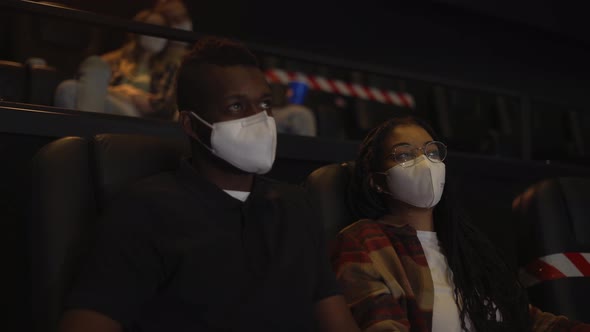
<box><xmin>118</xmin><ymin>9</ymin><xmax>173</xmax><ymax>76</ymax></box>
<box><xmin>154</xmin><ymin>0</ymin><xmax>190</xmax><ymax>25</ymax></box>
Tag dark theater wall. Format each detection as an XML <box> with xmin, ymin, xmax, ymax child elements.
<box><xmin>231</xmin><ymin>0</ymin><xmax>590</xmax><ymax>110</ymax></box>
<box><xmin>12</xmin><ymin>0</ymin><xmax>590</xmax><ymax>110</ymax></box>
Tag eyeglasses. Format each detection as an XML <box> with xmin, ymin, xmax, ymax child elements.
<box><xmin>388</xmin><ymin>141</ymin><xmax>447</xmax><ymax>167</ymax></box>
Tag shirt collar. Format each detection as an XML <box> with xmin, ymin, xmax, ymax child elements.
<box><xmin>377</xmin><ymin>216</ymin><xmax>417</xmax><ymax>237</ymax></box>
<box><xmin>175</xmin><ymin>159</ymin><xmax>245</xmax><ymax>209</ymax></box>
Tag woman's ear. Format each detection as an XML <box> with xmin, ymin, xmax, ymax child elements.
<box><xmin>369</xmin><ymin>173</ymin><xmax>383</xmax><ymax>193</ymax></box>
<box><xmin>371</xmin><ymin>172</ymin><xmax>389</xmax><ymax>194</ymax></box>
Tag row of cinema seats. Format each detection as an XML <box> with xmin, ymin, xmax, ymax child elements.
<box><xmin>310</xmin><ymin>81</ymin><xmax>590</xmax><ymax>162</ymax></box>
<box><xmin>29</xmin><ymin>133</ymin><xmax>590</xmax><ymax>331</ymax></box>
<box><xmin>268</xmin><ymin>56</ymin><xmax>590</xmax><ymax>162</ymax></box>
<box><xmin>0</xmin><ymin>59</ymin><xmax>63</xmax><ymax>106</ymax></box>
<box><xmin>2</xmin><ymin>51</ymin><xmax>589</xmax><ymax>164</ymax></box>
<box><xmin>2</xmin><ymin>54</ymin><xmax>589</xmax><ymax>163</ymax></box>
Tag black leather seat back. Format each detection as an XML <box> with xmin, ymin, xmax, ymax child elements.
<box><xmin>0</xmin><ymin>60</ymin><xmax>26</xmax><ymax>102</ymax></box>
<box><xmin>26</xmin><ymin>64</ymin><xmax>63</xmax><ymax>106</ymax></box>
<box><xmin>304</xmin><ymin>162</ymin><xmax>356</xmax><ymax>242</ymax></box>
<box><xmin>30</xmin><ymin>137</ymin><xmax>95</xmax><ymax>332</ymax></box>
<box><xmin>92</xmin><ymin>134</ymin><xmax>189</xmax><ymax>208</ymax></box>
<box><xmin>513</xmin><ymin>177</ymin><xmax>590</xmax><ymax>322</ymax></box>
<box><xmin>30</xmin><ymin>134</ymin><xmax>188</xmax><ymax>332</ymax></box>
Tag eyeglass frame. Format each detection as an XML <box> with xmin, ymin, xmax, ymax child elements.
<box><xmin>386</xmin><ymin>141</ymin><xmax>448</xmax><ymax>167</ymax></box>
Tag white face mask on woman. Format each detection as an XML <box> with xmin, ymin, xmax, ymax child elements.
<box><xmin>378</xmin><ymin>155</ymin><xmax>446</xmax><ymax>208</ymax></box>
<box><xmin>190</xmin><ymin>111</ymin><xmax>277</xmax><ymax>174</ymax></box>
<box><xmin>169</xmin><ymin>20</ymin><xmax>193</xmax><ymax>47</ymax></box>
<box><xmin>139</xmin><ymin>35</ymin><xmax>167</xmax><ymax>53</ymax></box>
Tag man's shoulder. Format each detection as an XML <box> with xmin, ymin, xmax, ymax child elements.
<box><xmin>103</xmin><ymin>171</ymin><xmax>186</xmax><ymax>219</ymax></box>
<box><xmin>124</xmin><ymin>171</ymin><xmax>182</xmax><ymax>199</ymax></box>
<box><xmin>257</xmin><ymin>176</ymin><xmax>302</xmax><ymax>192</ymax></box>
<box><xmin>256</xmin><ymin>176</ymin><xmax>307</xmax><ymax>201</ymax></box>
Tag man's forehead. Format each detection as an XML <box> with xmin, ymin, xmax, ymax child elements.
<box><xmin>198</xmin><ymin>64</ymin><xmax>264</xmax><ymax>80</ymax></box>
<box><xmin>203</xmin><ymin>65</ymin><xmax>269</xmax><ymax>91</ymax></box>
<box><xmin>190</xmin><ymin>64</ymin><xmax>269</xmax><ymax>103</ymax></box>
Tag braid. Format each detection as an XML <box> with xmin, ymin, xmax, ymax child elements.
<box><xmin>349</xmin><ymin>115</ymin><xmax>532</xmax><ymax>331</ymax></box>
<box><xmin>348</xmin><ymin>124</ymin><xmax>392</xmax><ymax>220</ymax></box>
<box><xmin>435</xmin><ymin>188</ymin><xmax>531</xmax><ymax>331</ymax></box>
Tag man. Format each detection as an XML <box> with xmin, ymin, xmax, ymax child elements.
<box><xmin>59</xmin><ymin>36</ymin><xmax>359</xmax><ymax>332</ymax></box>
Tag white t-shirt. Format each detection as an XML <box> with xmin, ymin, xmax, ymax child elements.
<box><xmin>223</xmin><ymin>190</ymin><xmax>250</xmax><ymax>202</ymax></box>
<box><xmin>416</xmin><ymin>231</ymin><xmax>471</xmax><ymax>332</ymax></box>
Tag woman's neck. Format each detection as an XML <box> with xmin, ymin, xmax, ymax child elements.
<box><xmin>382</xmin><ymin>202</ymin><xmax>434</xmax><ymax>231</ymax></box>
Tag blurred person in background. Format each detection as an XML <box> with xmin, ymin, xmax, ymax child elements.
<box><xmin>271</xmin><ymin>82</ymin><xmax>318</xmax><ymax>136</ymax></box>
<box><xmin>54</xmin><ymin>9</ymin><xmax>179</xmax><ymax>120</ymax></box>
<box><xmin>154</xmin><ymin>0</ymin><xmax>193</xmax><ymax>63</ymax></box>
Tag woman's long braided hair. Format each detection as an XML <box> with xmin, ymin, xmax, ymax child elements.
<box><xmin>347</xmin><ymin>114</ymin><xmax>531</xmax><ymax>331</ymax></box>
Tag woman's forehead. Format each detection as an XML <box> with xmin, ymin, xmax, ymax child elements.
<box><xmin>384</xmin><ymin>124</ymin><xmax>433</xmax><ymax>147</ymax></box>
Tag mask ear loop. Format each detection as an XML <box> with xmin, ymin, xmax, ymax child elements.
<box><xmin>373</xmin><ymin>172</ymin><xmax>394</xmax><ymax>197</ymax></box>
<box><xmin>189</xmin><ymin>112</ymin><xmax>215</xmax><ymax>154</ymax></box>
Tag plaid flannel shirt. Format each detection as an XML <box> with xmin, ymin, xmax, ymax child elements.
<box><xmin>331</xmin><ymin>219</ymin><xmax>589</xmax><ymax>332</ymax></box>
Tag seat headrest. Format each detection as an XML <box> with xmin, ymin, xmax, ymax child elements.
<box><xmin>92</xmin><ymin>134</ymin><xmax>190</xmax><ymax>204</ymax></box>
<box><xmin>513</xmin><ymin>177</ymin><xmax>590</xmax><ymax>264</ymax></box>
<box><xmin>304</xmin><ymin>162</ymin><xmax>356</xmax><ymax>240</ymax></box>
<box><xmin>31</xmin><ymin>136</ymin><xmax>96</xmax><ymax>331</ymax></box>
<box><xmin>30</xmin><ymin>133</ymin><xmax>190</xmax><ymax>331</ymax></box>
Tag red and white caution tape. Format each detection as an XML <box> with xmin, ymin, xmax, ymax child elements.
<box><xmin>519</xmin><ymin>252</ymin><xmax>590</xmax><ymax>287</ymax></box>
<box><xmin>265</xmin><ymin>68</ymin><xmax>415</xmax><ymax>109</ymax></box>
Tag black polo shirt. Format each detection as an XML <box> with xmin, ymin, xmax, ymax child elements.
<box><xmin>66</xmin><ymin>160</ymin><xmax>340</xmax><ymax>332</ymax></box>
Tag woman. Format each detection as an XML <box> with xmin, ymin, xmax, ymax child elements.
<box><xmin>155</xmin><ymin>0</ymin><xmax>194</xmax><ymax>62</ymax></box>
<box><xmin>331</xmin><ymin>115</ymin><xmax>589</xmax><ymax>331</ymax></box>
<box><xmin>55</xmin><ymin>9</ymin><xmax>179</xmax><ymax>120</ymax></box>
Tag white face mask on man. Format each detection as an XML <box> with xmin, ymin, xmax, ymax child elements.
<box><xmin>190</xmin><ymin>111</ymin><xmax>277</xmax><ymax>174</ymax></box>
<box><xmin>377</xmin><ymin>155</ymin><xmax>446</xmax><ymax>208</ymax></box>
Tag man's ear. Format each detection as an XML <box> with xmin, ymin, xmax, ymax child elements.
<box><xmin>179</xmin><ymin>111</ymin><xmax>199</xmax><ymax>140</ymax></box>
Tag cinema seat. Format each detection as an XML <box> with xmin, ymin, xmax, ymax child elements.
<box><xmin>30</xmin><ymin>134</ymin><xmax>189</xmax><ymax>332</ymax></box>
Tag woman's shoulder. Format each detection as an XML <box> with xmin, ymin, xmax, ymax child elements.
<box><xmin>100</xmin><ymin>48</ymin><xmax>124</xmax><ymax>62</ymax></box>
<box><xmin>337</xmin><ymin>219</ymin><xmax>387</xmax><ymax>243</ymax></box>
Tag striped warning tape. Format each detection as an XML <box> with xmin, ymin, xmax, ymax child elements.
<box><xmin>519</xmin><ymin>252</ymin><xmax>590</xmax><ymax>287</ymax></box>
<box><xmin>265</xmin><ymin>68</ymin><xmax>415</xmax><ymax>109</ymax></box>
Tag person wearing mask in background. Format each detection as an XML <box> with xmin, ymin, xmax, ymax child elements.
<box><xmin>271</xmin><ymin>81</ymin><xmax>318</xmax><ymax>137</ymax></box>
<box><xmin>58</xmin><ymin>36</ymin><xmax>360</xmax><ymax>332</ymax></box>
<box><xmin>54</xmin><ymin>9</ymin><xmax>179</xmax><ymax>120</ymax></box>
<box><xmin>331</xmin><ymin>115</ymin><xmax>590</xmax><ymax>331</ymax></box>
<box><xmin>154</xmin><ymin>0</ymin><xmax>193</xmax><ymax>63</ymax></box>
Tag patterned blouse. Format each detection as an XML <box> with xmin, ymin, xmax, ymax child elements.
<box><xmin>104</xmin><ymin>49</ymin><xmax>180</xmax><ymax>120</ymax></box>
<box><xmin>331</xmin><ymin>219</ymin><xmax>589</xmax><ymax>332</ymax></box>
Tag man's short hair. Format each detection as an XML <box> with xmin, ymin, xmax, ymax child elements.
<box><xmin>176</xmin><ymin>36</ymin><xmax>260</xmax><ymax>111</ymax></box>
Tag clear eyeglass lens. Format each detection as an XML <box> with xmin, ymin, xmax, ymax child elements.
<box><xmin>425</xmin><ymin>142</ymin><xmax>447</xmax><ymax>162</ymax></box>
<box><xmin>393</xmin><ymin>142</ymin><xmax>447</xmax><ymax>166</ymax></box>
<box><xmin>393</xmin><ymin>145</ymin><xmax>418</xmax><ymax>165</ymax></box>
